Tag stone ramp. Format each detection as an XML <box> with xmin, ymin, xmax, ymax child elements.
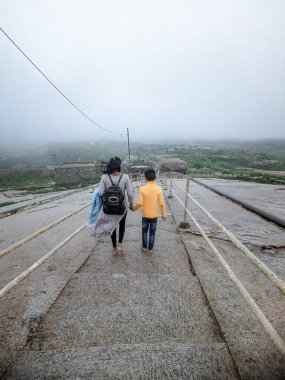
<box><xmin>0</xmin><ymin>227</ymin><xmax>96</xmax><ymax>377</ymax></box>
<box><xmin>80</xmin><ymin>220</ymin><xmax>192</xmax><ymax>276</ymax></box>
<box><xmin>28</xmin><ymin>273</ymin><xmax>222</xmax><ymax>350</ymax></box>
<box><xmin>8</xmin><ymin>343</ymin><xmax>237</xmax><ymax>380</ymax></box>
<box><xmin>7</xmin><ymin>209</ymin><xmax>239</xmax><ymax>379</ymax></box>
<box><xmin>166</xmin><ymin>189</ymin><xmax>285</xmax><ymax>379</ymax></box>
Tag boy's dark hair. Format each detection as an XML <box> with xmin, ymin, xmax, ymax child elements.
<box><xmin>145</xmin><ymin>169</ymin><xmax>156</xmax><ymax>181</ymax></box>
<box><xmin>103</xmin><ymin>157</ymin><xmax>121</xmax><ymax>174</ymax></box>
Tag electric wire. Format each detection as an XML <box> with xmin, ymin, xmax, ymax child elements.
<box><xmin>0</xmin><ymin>27</ymin><xmax>126</xmax><ymax>136</ymax></box>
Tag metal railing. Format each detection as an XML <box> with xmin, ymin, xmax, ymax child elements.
<box><xmin>0</xmin><ymin>202</ymin><xmax>92</xmax><ymax>259</ymax></box>
<box><xmin>165</xmin><ymin>175</ymin><xmax>285</xmax><ymax>356</ymax></box>
<box><xmin>0</xmin><ymin>185</ymin><xmax>99</xmax><ymax>299</ymax></box>
<box><xmin>0</xmin><ymin>223</ymin><xmax>87</xmax><ymax>299</ymax></box>
<box><xmin>0</xmin><ymin>175</ymin><xmax>139</xmax><ymax>299</ymax></box>
<box><xmin>172</xmin><ymin>179</ymin><xmax>285</xmax><ymax>294</ymax></box>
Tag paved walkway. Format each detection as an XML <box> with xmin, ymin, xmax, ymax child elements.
<box><xmin>7</xmin><ymin>206</ymin><xmax>238</xmax><ymax>379</ymax></box>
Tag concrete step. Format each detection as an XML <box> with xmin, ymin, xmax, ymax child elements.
<box><xmin>28</xmin><ymin>273</ymin><xmax>222</xmax><ymax>350</ymax></box>
<box><xmin>8</xmin><ymin>342</ymin><xmax>239</xmax><ymax>379</ymax></box>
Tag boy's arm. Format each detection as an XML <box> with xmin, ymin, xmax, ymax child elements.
<box><xmin>158</xmin><ymin>190</ymin><xmax>166</xmax><ymax>218</ymax></box>
<box><xmin>133</xmin><ymin>188</ymin><xmax>143</xmax><ymax>211</ymax></box>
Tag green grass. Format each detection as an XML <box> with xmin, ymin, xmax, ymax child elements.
<box><xmin>81</xmin><ymin>175</ymin><xmax>101</xmax><ymax>187</ymax></box>
<box><xmin>0</xmin><ymin>173</ymin><xmax>53</xmax><ymax>190</ymax></box>
<box><xmin>0</xmin><ymin>172</ymin><xmax>102</xmax><ymax>193</ymax></box>
<box><xmin>174</xmin><ymin>142</ymin><xmax>285</xmax><ymax>185</ymax></box>
<box><xmin>0</xmin><ymin>201</ymin><xmax>16</xmax><ymax>208</ymax></box>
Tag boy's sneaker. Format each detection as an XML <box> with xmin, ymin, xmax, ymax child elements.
<box><xmin>141</xmin><ymin>247</ymin><xmax>147</xmax><ymax>253</ymax></box>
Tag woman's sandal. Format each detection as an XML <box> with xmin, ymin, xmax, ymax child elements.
<box><xmin>112</xmin><ymin>248</ymin><xmax>119</xmax><ymax>255</ymax></box>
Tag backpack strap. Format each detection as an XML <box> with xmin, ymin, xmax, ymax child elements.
<box><xmin>117</xmin><ymin>174</ymin><xmax>124</xmax><ymax>186</ymax></box>
<box><xmin>107</xmin><ymin>174</ymin><xmax>114</xmax><ymax>185</ymax></box>
<box><xmin>108</xmin><ymin>173</ymin><xmax>123</xmax><ymax>186</ymax></box>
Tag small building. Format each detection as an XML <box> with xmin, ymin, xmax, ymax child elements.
<box><xmin>130</xmin><ymin>165</ymin><xmax>151</xmax><ymax>175</ymax></box>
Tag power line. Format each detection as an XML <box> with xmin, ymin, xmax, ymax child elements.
<box><xmin>0</xmin><ymin>27</ymin><xmax>126</xmax><ymax>136</ymax></box>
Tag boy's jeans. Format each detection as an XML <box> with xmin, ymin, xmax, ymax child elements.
<box><xmin>142</xmin><ymin>217</ymin><xmax>158</xmax><ymax>250</ymax></box>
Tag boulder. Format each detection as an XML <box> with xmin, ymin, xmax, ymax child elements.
<box><xmin>159</xmin><ymin>158</ymin><xmax>187</xmax><ymax>174</ymax></box>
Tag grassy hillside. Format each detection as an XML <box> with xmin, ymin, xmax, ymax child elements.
<box><xmin>1</xmin><ymin>140</ymin><xmax>285</xmax><ymax>186</ymax></box>
<box><xmin>173</xmin><ymin>141</ymin><xmax>285</xmax><ymax>184</ymax></box>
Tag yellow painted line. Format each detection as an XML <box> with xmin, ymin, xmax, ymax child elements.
<box><xmin>0</xmin><ymin>223</ymin><xmax>87</xmax><ymax>299</ymax></box>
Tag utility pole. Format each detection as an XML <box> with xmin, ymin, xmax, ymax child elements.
<box><xmin>127</xmin><ymin>128</ymin><xmax>131</xmax><ymax>174</ymax></box>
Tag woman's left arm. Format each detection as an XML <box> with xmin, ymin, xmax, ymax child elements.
<box><xmin>125</xmin><ymin>175</ymin><xmax>134</xmax><ymax>204</ymax></box>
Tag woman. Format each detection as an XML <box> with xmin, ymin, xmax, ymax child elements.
<box><xmin>93</xmin><ymin>157</ymin><xmax>133</xmax><ymax>255</ymax></box>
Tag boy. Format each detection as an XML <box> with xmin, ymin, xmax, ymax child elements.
<box><xmin>131</xmin><ymin>169</ymin><xmax>166</xmax><ymax>253</ymax></box>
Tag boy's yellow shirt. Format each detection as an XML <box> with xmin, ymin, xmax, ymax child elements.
<box><xmin>133</xmin><ymin>181</ymin><xmax>166</xmax><ymax>218</ymax></box>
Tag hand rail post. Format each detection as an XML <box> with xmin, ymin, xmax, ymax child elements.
<box><xmin>184</xmin><ymin>176</ymin><xmax>190</xmax><ymax>223</ymax></box>
<box><xmin>164</xmin><ymin>176</ymin><xmax>168</xmax><ymax>190</ymax></box>
<box><xmin>168</xmin><ymin>175</ymin><xmax>173</xmax><ymax>198</ymax></box>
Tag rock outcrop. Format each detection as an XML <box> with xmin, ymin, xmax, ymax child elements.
<box><xmin>159</xmin><ymin>158</ymin><xmax>187</xmax><ymax>174</ymax></box>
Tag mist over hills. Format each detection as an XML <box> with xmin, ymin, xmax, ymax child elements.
<box><xmin>0</xmin><ymin>139</ymin><xmax>284</xmax><ymax>171</ymax></box>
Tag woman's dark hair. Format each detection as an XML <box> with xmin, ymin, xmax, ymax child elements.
<box><xmin>104</xmin><ymin>157</ymin><xmax>122</xmax><ymax>174</ymax></box>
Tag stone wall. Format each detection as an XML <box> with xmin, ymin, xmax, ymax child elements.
<box><xmin>0</xmin><ymin>168</ymin><xmax>47</xmax><ymax>176</ymax></box>
<box><xmin>54</xmin><ymin>163</ymin><xmax>104</xmax><ymax>187</ymax></box>
<box><xmin>0</xmin><ymin>163</ymin><xmax>104</xmax><ymax>188</ymax></box>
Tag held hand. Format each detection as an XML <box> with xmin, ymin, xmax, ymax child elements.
<box><xmin>129</xmin><ymin>203</ymin><xmax>134</xmax><ymax>211</ymax></box>
<box><xmin>162</xmin><ymin>216</ymin><xmax>166</xmax><ymax>221</ymax></box>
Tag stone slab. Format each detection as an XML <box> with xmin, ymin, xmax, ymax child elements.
<box><xmin>171</xmin><ymin>179</ymin><xmax>285</xmax><ymax>247</ymax></box>
<box><xmin>199</xmin><ymin>178</ymin><xmax>285</xmax><ymax>219</ymax></box>
<box><xmin>82</xmin><ymin>229</ymin><xmax>192</xmax><ymax>276</ymax></box>
<box><xmin>7</xmin><ymin>343</ymin><xmax>239</xmax><ymax>380</ymax></box>
<box><xmin>167</xmin><ymin>193</ymin><xmax>285</xmax><ymax>379</ymax></box>
<box><xmin>28</xmin><ymin>273</ymin><xmax>222</xmax><ymax>350</ymax></box>
<box><xmin>0</xmin><ymin>188</ymin><xmax>92</xmax><ymax>250</ymax></box>
<box><xmin>3</xmin><ymin>192</ymin><xmax>239</xmax><ymax>379</ymax></box>
<box><xmin>0</xmin><ymin>228</ymin><xmax>94</xmax><ymax>377</ymax></box>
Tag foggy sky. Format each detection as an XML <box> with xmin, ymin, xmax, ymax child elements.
<box><xmin>0</xmin><ymin>0</ymin><xmax>285</xmax><ymax>147</ymax></box>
